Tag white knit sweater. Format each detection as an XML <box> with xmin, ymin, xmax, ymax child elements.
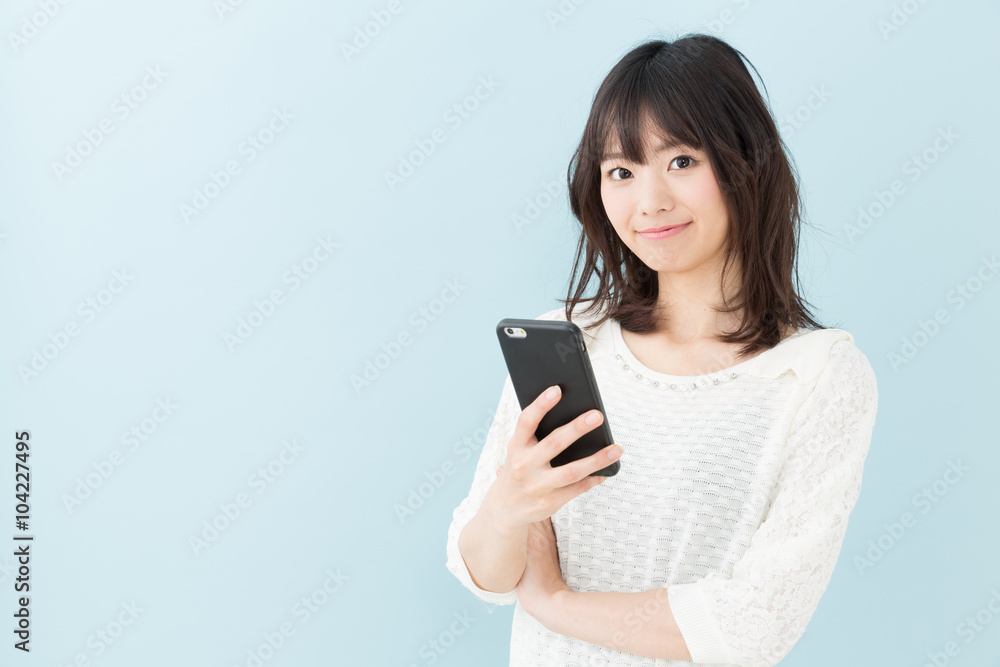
<box><xmin>445</xmin><ymin>306</ymin><xmax>879</xmax><ymax>666</ymax></box>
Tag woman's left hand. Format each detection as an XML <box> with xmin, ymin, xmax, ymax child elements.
<box><xmin>517</xmin><ymin>516</ymin><xmax>569</xmax><ymax>621</ymax></box>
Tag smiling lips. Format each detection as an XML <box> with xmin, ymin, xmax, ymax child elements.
<box><xmin>637</xmin><ymin>221</ymin><xmax>692</xmax><ymax>239</ymax></box>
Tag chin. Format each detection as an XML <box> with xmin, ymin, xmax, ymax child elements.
<box><xmin>641</xmin><ymin>257</ymin><xmax>703</xmax><ymax>276</ymax></box>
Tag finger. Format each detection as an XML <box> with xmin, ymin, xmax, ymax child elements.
<box><xmin>551</xmin><ymin>469</ymin><xmax>610</xmax><ymax>507</ymax></box>
<box><xmin>538</xmin><ymin>408</ymin><xmax>610</xmax><ymax>471</ymax></box>
<box><xmin>548</xmin><ymin>442</ymin><xmax>621</xmax><ymax>490</ymax></box>
<box><xmin>509</xmin><ymin>384</ymin><xmax>562</xmax><ymax>450</ymax></box>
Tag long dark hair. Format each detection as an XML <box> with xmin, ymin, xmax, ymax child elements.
<box><xmin>559</xmin><ymin>33</ymin><xmax>825</xmax><ymax>357</ymax></box>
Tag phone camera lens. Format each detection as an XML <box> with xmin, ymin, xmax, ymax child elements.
<box><xmin>506</xmin><ymin>328</ymin><xmax>512</xmax><ymax>334</ymax></box>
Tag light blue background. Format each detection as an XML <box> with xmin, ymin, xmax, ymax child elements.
<box><xmin>1</xmin><ymin>0</ymin><xmax>998</xmax><ymax>665</ymax></box>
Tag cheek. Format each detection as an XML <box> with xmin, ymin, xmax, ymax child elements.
<box><xmin>600</xmin><ymin>185</ymin><xmax>628</xmax><ymax>222</ymax></box>
<box><xmin>689</xmin><ymin>175</ymin><xmax>721</xmax><ymax>208</ymax></box>
<box><xmin>689</xmin><ymin>174</ymin><xmax>729</xmax><ymax>228</ymax></box>
<box><xmin>600</xmin><ymin>188</ymin><xmax>632</xmax><ymax>239</ymax></box>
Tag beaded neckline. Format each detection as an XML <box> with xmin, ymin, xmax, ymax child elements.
<box><xmin>613</xmin><ymin>352</ymin><xmax>739</xmax><ymax>391</ymax></box>
<box><xmin>610</xmin><ymin>318</ymin><xmax>804</xmax><ymax>392</ymax></box>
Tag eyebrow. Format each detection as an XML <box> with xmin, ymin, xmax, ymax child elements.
<box><xmin>601</xmin><ymin>137</ymin><xmax>692</xmax><ymax>164</ymax></box>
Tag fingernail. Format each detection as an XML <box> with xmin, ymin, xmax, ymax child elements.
<box><xmin>586</xmin><ymin>411</ymin><xmax>601</xmax><ymax>425</ymax></box>
<box><xmin>545</xmin><ymin>386</ymin><xmax>560</xmax><ymax>400</ymax></box>
<box><xmin>608</xmin><ymin>445</ymin><xmax>622</xmax><ymax>460</ymax></box>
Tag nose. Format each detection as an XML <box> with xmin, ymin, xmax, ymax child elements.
<box><xmin>637</xmin><ymin>171</ymin><xmax>674</xmax><ymax>217</ymax></box>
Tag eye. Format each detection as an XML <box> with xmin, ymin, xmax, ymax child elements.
<box><xmin>671</xmin><ymin>155</ymin><xmax>696</xmax><ymax>169</ymax></box>
<box><xmin>604</xmin><ymin>155</ymin><xmax>696</xmax><ymax>181</ymax></box>
<box><xmin>605</xmin><ymin>166</ymin><xmax>633</xmax><ymax>180</ymax></box>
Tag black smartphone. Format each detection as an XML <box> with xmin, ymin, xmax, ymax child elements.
<box><xmin>496</xmin><ymin>318</ymin><xmax>619</xmax><ymax>476</ymax></box>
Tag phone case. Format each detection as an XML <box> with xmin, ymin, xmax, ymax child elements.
<box><xmin>496</xmin><ymin>318</ymin><xmax>619</xmax><ymax>476</ymax></box>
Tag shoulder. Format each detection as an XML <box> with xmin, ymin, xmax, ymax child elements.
<box><xmin>823</xmin><ymin>334</ymin><xmax>878</xmax><ymax>403</ymax></box>
<box><xmin>535</xmin><ymin>307</ymin><xmax>567</xmax><ymax>321</ymax></box>
<box><xmin>786</xmin><ymin>331</ymin><xmax>880</xmax><ymax>439</ymax></box>
<box><xmin>755</xmin><ymin>328</ymin><xmax>879</xmax><ymax>429</ymax></box>
<box><xmin>534</xmin><ymin>304</ymin><xmax>607</xmax><ymax>327</ymax></box>
<box><xmin>754</xmin><ymin>328</ymin><xmax>877</xmax><ymax>394</ymax></box>
<box><xmin>533</xmin><ymin>305</ymin><xmax>605</xmax><ymax>333</ymax></box>
<box><xmin>533</xmin><ymin>305</ymin><xmax>615</xmax><ymax>359</ymax></box>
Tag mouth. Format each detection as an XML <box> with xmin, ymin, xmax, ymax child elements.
<box><xmin>637</xmin><ymin>221</ymin><xmax>692</xmax><ymax>239</ymax></box>
<box><xmin>638</xmin><ymin>222</ymin><xmax>692</xmax><ymax>233</ymax></box>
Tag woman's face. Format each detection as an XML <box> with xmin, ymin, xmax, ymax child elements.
<box><xmin>599</xmin><ymin>129</ymin><xmax>731</xmax><ymax>277</ymax></box>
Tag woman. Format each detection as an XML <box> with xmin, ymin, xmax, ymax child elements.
<box><xmin>446</xmin><ymin>33</ymin><xmax>878</xmax><ymax>667</ymax></box>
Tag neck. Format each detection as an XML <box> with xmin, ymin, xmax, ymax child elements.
<box><xmin>651</xmin><ymin>261</ymin><xmax>743</xmax><ymax>344</ymax></box>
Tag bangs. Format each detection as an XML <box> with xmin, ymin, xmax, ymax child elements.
<box><xmin>592</xmin><ymin>67</ymin><xmax>703</xmax><ymax>167</ymax></box>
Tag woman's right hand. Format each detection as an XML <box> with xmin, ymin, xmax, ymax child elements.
<box><xmin>481</xmin><ymin>384</ymin><xmax>623</xmax><ymax>533</ymax></box>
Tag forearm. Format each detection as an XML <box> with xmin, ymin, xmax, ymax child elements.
<box><xmin>457</xmin><ymin>497</ymin><xmax>528</xmax><ymax>594</ymax></box>
<box><xmin>538</xmin><ymin>587</ymin><xmax>692</xmax><ymax>662</ymax></box>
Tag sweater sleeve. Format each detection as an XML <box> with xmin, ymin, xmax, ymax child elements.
<box><xmin>444</xmin><ymin>372</ymin><xmax>522</xmax><ymax>606</ymax></box>
<box><xmin>667</xmin><ymin>338</ymin><xmax>879</xmax><ymax>666</ymax></box>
